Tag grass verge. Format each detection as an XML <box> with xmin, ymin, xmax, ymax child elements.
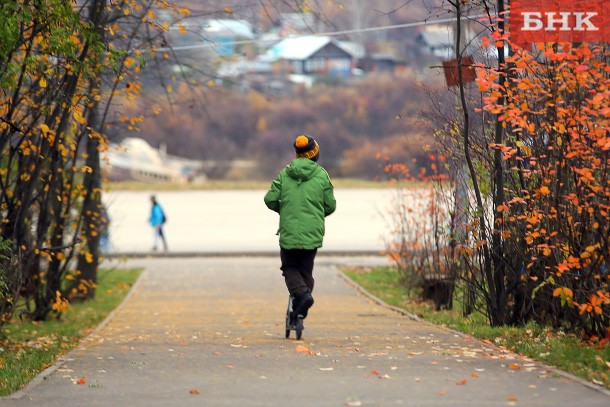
<box><xmin>0</xmin><ymin>267</ymin><xmax>142</xmax><ymax>396</ymax></box>
<box><xmin>342</xmin><ymin>266</ymin><xmax>610</xmax><ymax>389</ymax></box>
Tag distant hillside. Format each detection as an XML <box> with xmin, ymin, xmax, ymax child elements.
<box><xmin>112</xmin><ymin>73</ymin><xmax>441</xmax><ymax>180</ymax></box>
<box><xmin>107</xmin><ymin>1</ymin><xmax>449</xmax><ymax>180</ymax></box>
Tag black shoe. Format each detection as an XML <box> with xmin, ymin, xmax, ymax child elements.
<box><xmin>294</xmin><ymin>292</ymin><xmax>314</xmax><ymax>319</ymax></box>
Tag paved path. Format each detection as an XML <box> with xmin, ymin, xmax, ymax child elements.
<box><xmin>4</xmin><ymin>256</ymin><xmax>609</xmax><ymax>406</ymax></box>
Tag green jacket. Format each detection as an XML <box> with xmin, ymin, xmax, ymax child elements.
<box><xmin>264</xmin><ymin>158</ymin><xmax>336</xmax><ymax>249</ymax></box>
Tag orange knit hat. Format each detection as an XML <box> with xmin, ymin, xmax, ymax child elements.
<box><xmin>293</xmin><ymin>135</ymin><xmax>319</xmax><ymax>161</ymax></box>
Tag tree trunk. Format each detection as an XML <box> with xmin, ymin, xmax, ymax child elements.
<box><xmin>72</xmin><ymin>0</ymin><xmax>107</xmax><ymax>300</ymax></box>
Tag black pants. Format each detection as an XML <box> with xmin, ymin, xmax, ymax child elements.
<box><xmin>280</xmin><ymin>248</ymin><xmax>317</xmax><ymax>297</ymax></box>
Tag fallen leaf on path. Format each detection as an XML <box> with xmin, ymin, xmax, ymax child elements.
<box><xmin>471</xmin><ymin>373</ymin><xmax>479</xmax><ymax>377</ymax></box>
<box><xmin>438</xmin><ymin>389</ymin><xmax>447</xmax><ymax>396</ymax></box>
<box><xmin>370</xmin><ymin>370</ymin><xmax>379</xmax><ymax>376</ymax></box>
<box><xmin>76</xmin><ymin>377</ymin><xmax>86</xmax><ymax>385</ymax></box>
<box><xmin>456</xmin><ymin>378</ymin><xmax>468</xmax><ymax>385</ymax></box>
<box><xmin>226</xmin><ymin>365</ymin><xmax>234</xmax><ymax>369</ymax></box>
<box><xmin>507</xmin><ymin>396</ymin><xmax>518</xmax><ymax>401</ymax></box>
<box><xmin>295</xmin><ymin>345</ymin><xmax>314</xmax><ymax>355</ymax></box>
<box><xmin>213</xmin><ymin>352</ymin><xmax>222</xmax><ymax>356</ymax></box>
<box><xmin>190</xmin><ymin>389</ymin><xmax>201</xmax><ymax>395</ymax></box>
<box><xmin>508</xmin><ymin>363</ymin><xmax>520</xmax><ymax>370</ymax></box>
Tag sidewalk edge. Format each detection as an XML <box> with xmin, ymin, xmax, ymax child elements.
<box><xmin>3</xmin><ymin>269</ymin><xmax>147</xmax><ymax>400</ymax></box>
<box><xmin>335</xmin><ymin>267</ymin><xmax>610</xmax><ymax>398</ymax></box>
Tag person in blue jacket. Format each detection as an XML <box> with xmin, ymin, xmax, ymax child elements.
<box><xmin>149</xmin><ymin>195</ymin><xmax>168</xmax><ymax>251</ymax></box>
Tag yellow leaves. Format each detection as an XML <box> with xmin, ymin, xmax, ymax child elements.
<box><xmin>108</xmin><ymin>23</ymin><xmax>118</xmax><ymax>36</ymax></box>
<box><xmin>39</xmin><ymin>77</ymin><xmax>48</xmax><ymax>88</ymax></box>
<box><xmin>579</xmin><ymin>244</ymin><xmax>599</xmax><ymax>259</ymax></box>
<box><xmin>585</xmin><ymin>244</ymin><xmax>598</xmax><ymax>253</ymax></box>
<box><xmin>124</xmin><ymin>57</ymin><xmax>136</xmax><ymax>67</ymax></box>
<box><xmin>69</xmin><ymin>35</ymin><xmax>81</xmax><ymax>46</ymax></box>
<box><xmin>179</xmin><ymin>8</ymin><xmax>191</xmax><ymax>16</ymax></box>
<box><xmin>51</xmin><ymin>291</ymin><xmax>69</xmax><ymax>313</ymax></box>
<box><xmin>73</xmin><ymin>110</ymin><xmax>87</xmax><ymax>125</ymax></box>
<box><xmin>538</xmin><ymin>186</ymin><xmax>551</xmax><ymax>196</ymax></box>
<box><xmin>177</xmin><ymin>22</ymin><xmax>187</xmax><ymax>35</ymax></box>
<box><xmin>38</xmin><ymin>123</ymin><xmax>54</xmax><ymax>137</ymax></box>
<box><xmin>224</xmin><ymin>7</ymin><xmax>233</xmax><ymax>14</ymax></box>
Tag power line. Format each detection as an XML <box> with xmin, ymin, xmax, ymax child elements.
<box><xmin>154</xmin><ymin>14</ymin><xmax>485</xmax><ymax>53</ymax></box>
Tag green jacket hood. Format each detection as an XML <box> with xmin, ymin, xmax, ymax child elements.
<box><xmin>264</xmin><ymin>158</ymin><xmax>337</xmax><ymax>250</ymax></box>
<box><xmin>286</xmin><ymin>158</ymin><xmax>320</xmax><ymax>182</ymax></box>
